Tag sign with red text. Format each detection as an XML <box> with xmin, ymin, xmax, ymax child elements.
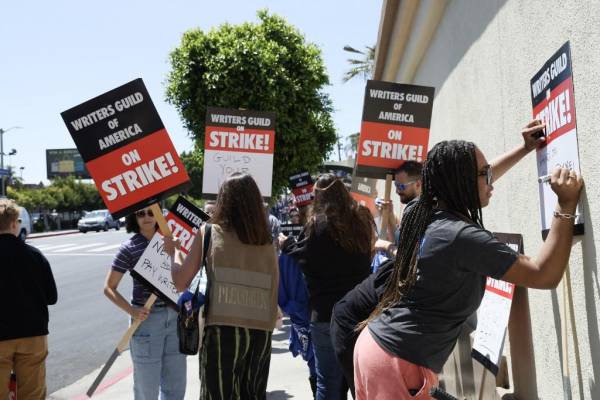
<box><xmin>202</xmin><ymin>107</ymin><xmax>276</xmax><ymax>199</ymax></box>
<box><xmin>355</xmin><ymin>80</ymin><xmax>434</xmax><ymax>179</ymax></box>
<box><xmin>288</xmin><ymin>170</ymin><xmax>314</xmax><ymax>207</ymax></box>
<box><xmin>61</xmin><ymin>79</ymin><xmax>190</xmax><ymax>219</ymax></box>
<box><xmin>472</xmin><ymin>233</ymin><xmax>523</xmax><ymax>375</ymax></box>
<box><xmin>165</xmin><ymin>196</ymin><xmax>210</xmax><ymax>255</ymax></box>
<box><xmin>350</xmin><ymin>175</ymin><xmax>378</xmax><ymax>215</ymax></box>
<box><xmin>531</xmin><ymin>41</ymin><xmax>584</xmax><ymax>239</ymax></box>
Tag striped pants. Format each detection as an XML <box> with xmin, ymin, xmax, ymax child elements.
<box><xmin>200</xmin><ymin>325</ymin><xmax>272</xmax><ymax>400</ymax></box>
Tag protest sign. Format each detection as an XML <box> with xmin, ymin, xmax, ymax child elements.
<box><xmin>289</xmin><ymin>170</ymin><xmax>314</xmax><ymax>207</ymax></box>
<box><xmin>281</xmin><ymin>223</ymin><xmax>303</xmax><ymax>238</ymax></box>
<box><xmin>472</xmin><ymin>233</ymin><xmax>523</xmax><ymax>375</ymax></box>
<box><xmin>61</xmin><ymin>78</ymin><xmax>190</xmax><ymax>219</ymax></box>
<box><xmin>350</xmin><ymin>174</ymin><xmax>378</xmax><ymax>215</ymax></box>
<box><xmin>355</xmin><ymin>80</ymin><xmax>434</xmax><ymax>179</ymax></box>
<box><xmin>531</xmin><ymin>41</ymin><xmax>584</xmax><ymax>239</ymax></box>
<box><xmin>202</xmin><ymin>107</ymin><xmax>276</xmax><ymax>199</ymax></box>
<box><xmin>165</xmin><ymin>196</ymin><xmax>210</xmax><ymax>255</ymax></box>
<box><xmin>131</xmin><ymin>233</ymin><xmax>179</xmax><ymax>307</ymax></box>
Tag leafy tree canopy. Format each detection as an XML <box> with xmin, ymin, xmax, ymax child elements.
<box><xmin>166</xmin><ymin>10</ymin><xmax>337</xmax><ymax>197</ymax></box>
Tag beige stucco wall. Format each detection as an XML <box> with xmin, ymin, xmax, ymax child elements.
<box><xmin>389</xmin><ymin>0</ymin><xmax>600</xmax><ymax>398</ymax></box>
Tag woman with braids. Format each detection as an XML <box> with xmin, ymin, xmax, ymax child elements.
<box><xmin>351</xmin><ymin>121</ymin><xmax>584</xmax><ymax>399</ymax></box>
<box><xmin>280</xmin><ymin>173</ymin><xmax>375</xmax><ymax>400</ymax></box>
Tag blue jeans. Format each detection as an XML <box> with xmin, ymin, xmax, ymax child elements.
<box><xmin>130</xmin><ymin>306</ymin><xmax>187</xmax><ymax>400</ymax></box>
<box><xmin>310</xmin><ymin>322</ymin><xmax>348</xmax><ymax>400</ymax></box>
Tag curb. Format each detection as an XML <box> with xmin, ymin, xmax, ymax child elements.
<box><xmin>27</xmin><ymin>230</ymin><xmax>80</xmax><ymax>239</ymax></box>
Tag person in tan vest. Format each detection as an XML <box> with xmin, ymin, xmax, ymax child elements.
<box><xmin>167</xmin><ymin>173</ymin><xmax>279</xmax><ymax>400</ymax></box>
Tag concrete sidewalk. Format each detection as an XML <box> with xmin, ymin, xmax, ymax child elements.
<box><xmin>49</xmin><ymin>321</ymin><xmax>313</xmax><ymax>400</ymax></box>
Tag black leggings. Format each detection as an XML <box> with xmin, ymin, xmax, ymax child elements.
<box><xmin>200</xmin><ymin>325</ymin><xmax>272</xmax><ymax>400</ymax></box>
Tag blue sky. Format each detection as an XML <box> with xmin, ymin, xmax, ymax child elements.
<box><xmin>0</xmin><ymin>1</ymin><xmax>381</xmax><ymax>184</ymax></box>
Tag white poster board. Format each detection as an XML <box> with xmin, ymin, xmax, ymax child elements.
<box><xmin>202</xmin><ymin>107</ymin><xmax>276</xmax><ymax>199</ymax></box>
<box><xmin>131</xmin><ymin>232</ymin><xmax>179</xmax><ymax>306</ymax></box>
<box><xmin>531</xmin><ymin>41</ymin><xmax>584</xmax><ymax>238</ymax></box>
<box><xmin>471</xmin><ymin>234</ymin><xmax>522</xmax><ymax>375</ymax></box>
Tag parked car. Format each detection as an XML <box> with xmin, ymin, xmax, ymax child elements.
<box><xmin>18</xmin><ymin>207</ymin><xmax>32</xmax><ymax>241</ymax></box>
<box><xmin>77</xmin><ymin>209</ymin><xmax>120</xmax><ymax>233</ymax></box>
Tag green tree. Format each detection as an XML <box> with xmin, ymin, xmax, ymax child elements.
<box><xmin>166</xmin><ymin>10</ymin><xmax>337</xmax><ymax>197</ymax></box>
<box><xmin>342</xmin><ymin>45</ymin><xmax>375</xmax><ymax>83</ymax></box>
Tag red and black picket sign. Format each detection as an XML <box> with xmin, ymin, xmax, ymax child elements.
<box><xmin>355</xmin><ymin>80</ymin><xmax>435</xmax><ymax>179</ymax></box>
<box><xmin>61</xmin><ymin>79</ymin><xmax>190</xmax><ymax>218</ymax></box>
<box><xmin>530</xmin><ymin>41</ymin><xmax>584</xmax><ymax>239</ymax></box>
<box><xmin>350</xmin><ymin>175</ymin><xmax>378</xmax><ymax>214</ymax></box>
<box><xmin>164</xmin><ymin>196</ymin><xmax>210</xmax><ymax>255</ymax></box>
<box><xmin>202</xmin><ymin>106</ymin><xmax>276</xmax><ymax>199</ymax></box>
<box><xmin>288</xmin><ymin>170</ymin><xmax>314</xmax><ymax>207</ymax></box>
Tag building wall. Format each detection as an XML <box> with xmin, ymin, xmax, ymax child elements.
<box><xmin>401</xmin><ymin>0</ymin><xmax>600</xmax><ymax>398</ymax></box>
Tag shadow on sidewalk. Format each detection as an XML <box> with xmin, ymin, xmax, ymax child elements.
<box><xmin>267</xmin><ymin>389</ymin><xmax>294</xmax><ymax>399</ymax></box>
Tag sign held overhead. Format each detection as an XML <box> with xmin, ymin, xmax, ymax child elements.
<box><xmin>61</xmin><ymin>78</ymin><xmax>190</xmax><ymax>219</ymax></box>
<box><xmin>356</xmin><ymin>80</ymin><xmax>435</xmax><ymax>179</ymax></box>
<box><xmin>202</xmin><ymin>107</ymin><xmax>276</xmax><ymax>199</ymax></box>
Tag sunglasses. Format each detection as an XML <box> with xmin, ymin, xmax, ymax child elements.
<box><xmin>135</xmin><ymin>209</ymin><xmax>154</xmax><ymax>218</ymax></box>
<box><xmin>478</xmin><ymin>165</ymin><xmax>493</xmax><ymax>186</ymax></box>
<box><xmin>394</xmin><ymin>180</ymin><xmax>417</xmax><ymax>191</ymax></box>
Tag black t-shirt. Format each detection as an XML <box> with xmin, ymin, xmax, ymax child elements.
<box><xmin>368</xmin><ymin>210</ymin><xmax>518</xmax><ymax>372</ymax></box>
<box><xmin>0</xmin><ymin>234</ymin><xmax>57</xmax><ymax>341</ymax></box>
<box><xmin>284</xmin><ymin>216</ymin><xmax>372</xmax><ymax>322</ymax></box>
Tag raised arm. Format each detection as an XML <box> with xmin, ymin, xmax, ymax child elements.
<box><xmin>490</xmin><ymin>119</ymin><xmax>545</xmax><ymax>182</ymax></box>
<box><xmin>502</xmin><ymin>167</ymin><xmax>583</xmax><ymax>288</ymax></box>
<box><xmin>166</xmin><ymin>225</ymin><xmax>205</xmax><ymax>292</ymax></box>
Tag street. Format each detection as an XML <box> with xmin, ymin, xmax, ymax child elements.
<box><xmin>28</xmin><ymin>230</ymin><xmax>132</xmax><ymax>394</ymax></box>
<box><xmin>29</xmin><ymin>230</ymin><xmax>312</xmax><ymax>397</ymax></box>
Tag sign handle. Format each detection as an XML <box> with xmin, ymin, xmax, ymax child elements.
<box><xmin>561</xmin><ymin>265</ymin><xmax>572</xmax><ymax>399</ymax></box>
<box><xmin>149</xmin><ymin>203</ymin><xmax>173</xmax><ymax>238</ymax></box>
<box><xmin>87</xmin><ymin>202</ymin><xmax>172</xmax><ymax>397</ymax></box>
<box><xmin>380</xmin><ymin>173</ymin><xmax>394</xmax><ymax>239</ymax></box>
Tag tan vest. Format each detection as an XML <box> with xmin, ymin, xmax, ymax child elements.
<box><xmin>205</xmin><ymin>224</ymin><xmax>278</xmax><ymax>331</ymax></box>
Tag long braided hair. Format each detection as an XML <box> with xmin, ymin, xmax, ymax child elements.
<box><xmin>362</xmin><ymin>140</ymin><xmax>484</xmax><ymax>327</ymax></box>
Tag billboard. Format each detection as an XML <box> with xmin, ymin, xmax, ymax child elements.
<box><xmin>46</xmin><ymin>148</ymin><xmax>91</xmax><ymax>179</ymax></box>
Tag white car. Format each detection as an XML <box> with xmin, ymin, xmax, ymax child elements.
<box><xmin>18</xmin><ymin>207</ymin><xmax>32</xmax><ymax>241</ymax></box>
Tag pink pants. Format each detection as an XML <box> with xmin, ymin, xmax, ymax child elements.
<box><xmin>353</xmin><ymin>328</ymin><xmax>438</xmax><ymax>400</ymax></box>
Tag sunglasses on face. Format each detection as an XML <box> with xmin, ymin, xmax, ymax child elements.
<box><xmin>478</xmin><ymin>165</ymin><xmax>493</xmax><ymax>186</ymax></box>
<box><xmin>135</xmin><ymin>209</ymin><xmax>154</xmax><ymax>218</ymax></box>
<box><xmin>394</xmin><ymin>180</ymin><xmax>416</xmax><ymax>191</ymax></box>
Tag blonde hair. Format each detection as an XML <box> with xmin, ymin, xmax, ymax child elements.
<box><xmin>0</xmin><ymin>199</ymin><xmax>20</xmax><ymax>231</ymax></box>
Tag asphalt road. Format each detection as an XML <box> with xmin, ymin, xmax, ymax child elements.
<box><xmin>28</xmin><ymin>229</ymin><xmax>133</xmax><ymax>394</ymax></box>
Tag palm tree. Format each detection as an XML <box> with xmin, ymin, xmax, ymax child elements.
<box><xmin>342</xmin><ymin>45</ymin><xmax>375</xmax><ymax>83</ymax></box>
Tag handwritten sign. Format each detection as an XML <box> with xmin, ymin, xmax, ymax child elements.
<box><xmin>531</xmin><ymin>41</ymin><xmax>584</xmax><ymax>239</ymax></box>
<box><xmin>130</xmin><ymin>233</ymin><xmax>179</xmax><ymax>307</ymax></box>
<box><xmin>202</xmin><ymin>107</ymin><xmax>276</xmax><ymax>199</ymax></box>
<box><xmin>471</xmin><ymin>233</ymin><xmax>523</xmax><ymax>375</ymax></box>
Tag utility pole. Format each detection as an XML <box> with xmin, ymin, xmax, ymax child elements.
<box><xmin>0</xmin><ymin>126</ymin><xmax>23</xmax><ymax>196</ymax></box>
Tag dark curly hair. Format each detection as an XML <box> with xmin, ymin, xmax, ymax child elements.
<box><xmin>125</xmin><ymin>211</ymin><xmax>158</xmax><ymax>234</ymax></box>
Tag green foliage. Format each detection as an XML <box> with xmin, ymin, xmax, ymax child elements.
<box><xmin>7</xmin><ymin>177</ymin><xmax>103</xmax><ymax>212</ymax></box>
<box><xmin>342</xmin><ymin>45</ymin><xmax>375</xmax><ymax>83</ymax></box>
<box><xmin>179</xmin><ymin>147</ymin><xmax>204</xmax><ymax>199</ymax></box>
<box><xmin>166</xmin><ymin>10</ymin><xmax>337</xmax><ymax>197</ymax></box>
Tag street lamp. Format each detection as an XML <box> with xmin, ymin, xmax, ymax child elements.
<box><xmin>0</xmin><ymin>126</ymin><xmax>23</xmax><ymax>196</ymax></box>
